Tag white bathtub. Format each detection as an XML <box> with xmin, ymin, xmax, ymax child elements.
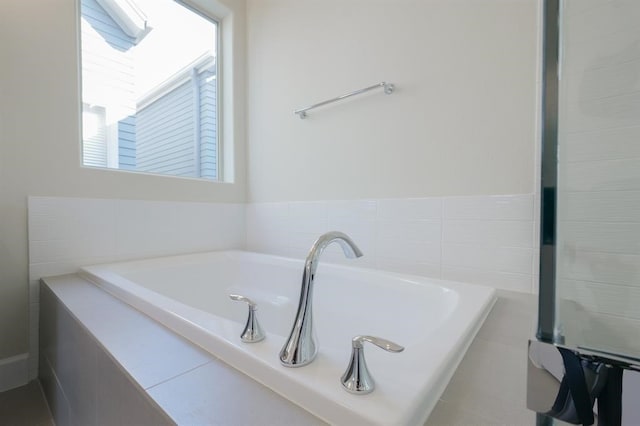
<box><xmin>80</xmin><ymin>250</ymin><xmax>496</xmax><ymax>425</ymax></box>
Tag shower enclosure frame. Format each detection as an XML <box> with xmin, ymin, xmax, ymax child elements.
<box><xmin>530</xmin><ymin>0</ymin><xmax>640</xmax><ymax>423</ymax></box>
<box><xmin>536</xmin><ymin>0</ymin><xmax>640</xmax><ymax>370</ymax></box>
<box><xmin>537</xmin><ymin>0</ymin><xmax>559</xmax><ymax>346</ymax></box>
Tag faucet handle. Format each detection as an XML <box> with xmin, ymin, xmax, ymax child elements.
<box><xmin>229</xmin><ymin>294</ymin><xmax>258</xmax><ymax>309</ymax></box>
<box><xmin>352</xmin><ymin>335</ymin><xmax>404</xmax><ymax>352</ymax></box>
<box><xmin>229</xmin><ymin>294</ymin><xmax>265</xmax><ymax>343</ymax></box>
<box><xmin>340</xmin><ymin>335</ymin><xmax>404</xmax><ymax>394</ymax></box>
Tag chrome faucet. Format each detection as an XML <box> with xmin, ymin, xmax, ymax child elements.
<box><xmin>279</xmin><ymin>231</ymin><xmax>363</xmax><ymax>367</ymax></box>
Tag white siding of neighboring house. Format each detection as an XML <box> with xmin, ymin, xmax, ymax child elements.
<box><xmin>82</xmin><ymin>105</ymin><xmax>108</xmax><ymax>167</ymax></box>
<box><xmin>81</xmin><ymin>0</ymin><xmax>136</xmax><ymax>170</ymax></box>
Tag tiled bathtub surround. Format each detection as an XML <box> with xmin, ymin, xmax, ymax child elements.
<box><xmin>246</xmin><ymin>193</ymin><xmax>538</xmax><ymax>294</ymax></box>
<box><xmin>27</xmin><ymin>197</ymin><xmax>245</xmax><ymax>380</ymax></box>
<box><xmin>26</xmin><ymin>194</ymin><xmax>537</xmax><ymax>386</ymax></box>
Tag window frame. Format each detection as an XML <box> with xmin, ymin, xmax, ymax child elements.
<box><xmin>76</xmin><ymin>0</ymin><xmax>223</xmax><ymax>181</ymax></box>
<box><xmin>176</xmin><ymin>0</ymin><xmax>222</xmax><ymax>180</ymax></box>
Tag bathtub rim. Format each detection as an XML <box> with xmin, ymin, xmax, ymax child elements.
<box><xmin>78</xmin><ymin>249</ymin><xmax>497</xmax><ymax>426</ymax></box>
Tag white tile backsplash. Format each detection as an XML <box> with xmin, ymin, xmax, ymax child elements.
<box><xmin>27</xmin><ymin>193</ymin><xmax>539</xmax><ymax>384</ymax></box>
<box><xmin>287</xmin><ymin>201</ymin><xmax>328</xmax><ymax>233</ymax></box>
<box><xmin>328</xmin><ymin>217</ymin><xmax>376</xmax><ymax>238</ymax></box>
<box><xmin>29</xmin><ymin>198</ymin><xmax>118</xmax><ymax>263</ymax></box>
<box><xmin>376</xmin><ymin>219</ymin><xmax>441</xmax><ymax>242</ymax></box>
<box><xmin>27</xmin><ymin>196</ymin><xmax>245</xmax><ymax>381</ymax></box>
<box><xmin>443</xmin><ymin>195</ymin><xmax>533</xmax><ymax>221</ymax></box>
<box><xmin>376</xmin><ymin>239</ymin><xmax>442</xmax><ymax>264</ymax></box>
<box><xmin>288</xmin><ymin>231</ymin><xmax>325</xmax><ymax>257</ymax></box>
<box><xmin>114</xmin><ymin>200</ymin><xmax>180</xmax><ymax>257</ymax></box>
<box><xmin>442</xmin><ymin>244</ymin><xmax>534</xmax><ymax>275</ymax></box>
<box><xmin>326</xmin><ymin>199</ymin><xmax>377</xmax><ymax>221</ymax></box>
<box><xmin>376</xmin><ymin>258</ymin><xmax>441</xmax><ymax>278</ymax></box>
<box><xmin>246</xmin><ymin>193</ymin><xmax>538</xmax><ymax>294</ymax></box>
<box><xmin>441</xmin><ymin>267</ymin><xmax>532</xmax><ymax>293</ymax></box>
<box><xmin>28</xmin><ymin>197</ymin><xmax>245</xmax><ymax>274</ymax></box>
<box><xmin>377</xmin><ymin>197</ymin><xmax>442</xmax><ymax>221</ymax></box>
<box><xmin>443</xmin><ymin>220</ymin><xmax>534</xmax><ymax>248</ymax></box>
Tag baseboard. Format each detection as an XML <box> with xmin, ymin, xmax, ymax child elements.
<box><xmin>0</xmin><ymin>353</ymin><xmax>29</xmax><ymax>392</ymax></box>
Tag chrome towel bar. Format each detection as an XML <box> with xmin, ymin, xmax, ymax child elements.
<box><xmin>294</xmin><ymin>81</ymin><xmax>394</xmax><ymax>119</ymax></box>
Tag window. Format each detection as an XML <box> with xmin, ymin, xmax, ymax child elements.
<box><xmin>79</xmin><ymin>0</ymin><xmax>219</xmax><ymax>180</ymax></box>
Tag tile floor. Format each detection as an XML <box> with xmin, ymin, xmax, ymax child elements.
<box><xmin>0</xmin><ymin>380</ymin><xmax>53</xmax><ymax>426</ymax></box>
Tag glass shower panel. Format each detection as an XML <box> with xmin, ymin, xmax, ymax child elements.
<box><xmin>556</xmin><ymin>0</ymin><xmax>640</xmax><ymax>361</ymax></box>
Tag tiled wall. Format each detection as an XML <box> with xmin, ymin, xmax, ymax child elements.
<box><xmin>26</xmin><ymin>194</ymin><xmax>538</xmax><ymax>385</ymax></box>
<box><xmin>246</xmin><ymin>194</ymin><xmax>539</xmax><ymax>294</ymax></box>
<box><xmin>27</xmin><ymin>196</ymin><xmax>245</xmax><ymax>380</ymax></box>
<box><xmin>556</xmin><ymin>0</ymin><xmax>640</xmax><ymax>359</ymax></box>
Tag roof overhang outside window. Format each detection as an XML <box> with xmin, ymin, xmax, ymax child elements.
<box><xmin>95</xmin><ymin>0</ymin><xmax>151</xmax><ymax>44</ymax></box>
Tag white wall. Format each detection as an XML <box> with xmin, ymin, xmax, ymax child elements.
<box><xmin>0</xmin><ymin>0</ymin><xmax>247</xmax><ymax>383</ymax></box>
<box><xmin>244</xmin><ymin>0</ymin><xmax>541</xmax><ymax>294</ymax></box>
<box><xmin>246</xmin><ymin>0</ymin><xmax>538</xmax><ymax>203</ymax></box>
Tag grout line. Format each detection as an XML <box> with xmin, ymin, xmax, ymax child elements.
<box><xmin>559</xmin><ymin>278</ymin><xmax>640</xmax><ymax>291</ymax></box>
<box><xmin>564</xmin><ymin>121</ymin><xmax>640</xmax><ymax>136</ymax></box>
<box><xmin>441</xmin><ymin>264</ymin><xmax>533</xmax><ymax>278</ymax></box>
<box><xmin>557</xmin><ymin>219</ymin><xmax>640</xmax><ymax>225</ymax></box>
<box><xmin>563</xmin><ymin>156</ymin><xmax>640</xmax><ymax>165</ymax></box>
<box><xmin>563</xmin><ymin>123</ymin><xmax>640</xmax><ymax>136</ymax></box>
<box><xmin>439</xmin><ymin>198</ymin><xmax>444</xmax><ymax>279</ymax></box>
<box><xmin>442</xmin><ymin>218</ymin><xmax>536</xmax><ymax>223</ymax></box>
<box><xmin>144</xmin><ymin>359</ymin><xmax>215</xmax><ymax>391</ymax></box>
<box><xmin>532</xmin><ymin>193</ymin><xmax>539</xmax><ymax>294</ymax></box>
<box><xmin>560</xmin><ymin>188</ymin><xmax>640</xmax><ymax>194</ymax></box>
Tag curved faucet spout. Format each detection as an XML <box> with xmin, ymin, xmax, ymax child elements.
<box><xmin>306</xmin><ymin>231</ymin><xmax>363</xmax><ymax>276</ymax></box>
<box><xmin>279</xmin><ymin>231</ymin><xmax>363</xmax><ymax>367</ymax></box>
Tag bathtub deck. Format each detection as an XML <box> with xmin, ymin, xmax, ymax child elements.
<box><xmin>40</xmin><ymin>274</ymin><xmax>536</xmax><ymax>426</ymax></box>
<box><xmin>39</xmin><ymin>274</ymin><xmax>324</xmax><ymax>426</ymax></box>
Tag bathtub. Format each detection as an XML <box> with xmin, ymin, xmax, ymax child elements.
<box><xmin>80</xmin><ymin>250</ymin><xmax>496</xmax><ymax>425</ymax></box>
